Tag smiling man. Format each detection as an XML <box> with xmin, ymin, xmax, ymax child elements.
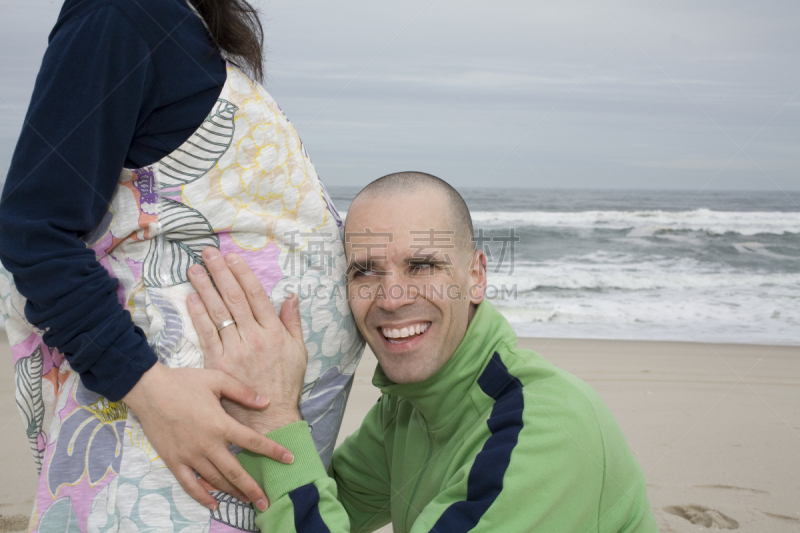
<box><xmin>187</xmin><ymin>172</ymin><xmax>658</xmax><ymax>532</ymax></box>
<box><xmin>343</xmin><ymin>173</ymin><xmax>482</xmax><ymax>387</ymax></box>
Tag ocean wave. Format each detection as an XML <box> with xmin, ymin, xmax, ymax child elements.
<box><xmin>469</xmin><ymin>209</ymin><xmax>800</xmax><ymax>236</ymax></box>
<box><xmin>492</xmin><ymin>288</ymin><xmax>800</xmax><ymax>345</ymax></box>
<box><xmin>732</xmin><ymin>242</ymin><xmax>799</xmax><ymax>260</ymax></box>
<box><xmin>489</xmin><ymin>258</ymin><xmax>800</xmax><ymax>292</ymax></box>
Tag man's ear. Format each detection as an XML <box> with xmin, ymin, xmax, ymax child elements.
<box><xmin>467</xmin><ymin>249</ymin><xmax>487</xmax><ymax>305</ymax></box>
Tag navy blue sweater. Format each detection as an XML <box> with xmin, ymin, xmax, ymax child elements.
<box><xmin>0</xmin><ymin>0</ymin><xmax>226</xmax><ymax>400</ymax></box>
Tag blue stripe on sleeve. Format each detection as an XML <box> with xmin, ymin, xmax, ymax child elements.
<box><xmin>429</xmin><ymin>352</ymin><xmax>524</xmax><ymax>532</ymax></box>
<box><xmin>288</xmin><ymin>484</ymin><xmax>331</xmax><ymax>533</ymax></box>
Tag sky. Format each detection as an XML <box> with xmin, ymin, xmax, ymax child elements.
<box><xmin>1</xmin><ymin>0</ymin><xmax>798</xmax><ymax>192</ymax></box>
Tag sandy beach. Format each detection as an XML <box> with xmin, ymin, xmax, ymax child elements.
<box><xmin>2</xmin><ymin>337</ymin><xmax>798</xmax><ymax>532</ymax></box>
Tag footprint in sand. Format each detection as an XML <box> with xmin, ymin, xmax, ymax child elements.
<box><xmin>0</xmin><ymin>514</ymin><xmax>29</xmax><ymax>533</ymax></box>
<box><xmin>663</xmin><ymin>505</ymin><xmax>739</xmax><ymax>529</ymax></box>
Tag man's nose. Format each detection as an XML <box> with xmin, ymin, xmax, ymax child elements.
<box><xmin>375</xmin><ymin>273</ymin><xmax>419</xmax><ymax>312</ymax></box>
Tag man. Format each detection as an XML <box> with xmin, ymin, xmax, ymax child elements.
<box><xmin>186</xmin><ymin>172</ymin><xmax>658</xmax><ymax>532</ymax></box>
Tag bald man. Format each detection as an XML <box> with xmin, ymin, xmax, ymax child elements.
<box><xmin>186</xmin><ymin>172</ymin><xmax>658</xmax><ymax>532</ymax></box>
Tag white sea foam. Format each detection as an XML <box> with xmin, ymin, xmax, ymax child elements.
<box><xmin>469</xmin><ymin>209</ymin><xmax>800</xmax><ymax>235</ymax></box>
<box><xmin>489</xmin><ymin>255</ymin><xmax>800</xmax><ymax>292</ymax></box>
<box><xmin>487</xmin><ymin>253</ymin><xmax>800</xmax><ymax>345</ymax></box>
<box><xmin>492</xmin><ymin>283</ymin><xmax>800</xmax><ymax>345</ymax></box>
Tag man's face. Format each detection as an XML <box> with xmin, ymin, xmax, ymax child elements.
<box><xmin>345</xmin><ymin>189</ymin><xmax>486</xmax><ymax>384</ymax></box>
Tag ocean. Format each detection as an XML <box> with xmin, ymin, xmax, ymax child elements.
<box><xmin>330</xmin><ymin>187</ymin><xmax>800</xmax><ymax>346</ymax></box>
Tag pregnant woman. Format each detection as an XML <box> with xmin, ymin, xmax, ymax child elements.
<box><xmin>0</xmin><ymin>0</ymin><xmax>363</xmax><ymax>530</ymax></box>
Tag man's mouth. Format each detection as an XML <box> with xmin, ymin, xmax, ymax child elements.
<box><xmin>380</xmin><ymin>322</ymin><xmax>431</xmax><ymax>344</ymax></box>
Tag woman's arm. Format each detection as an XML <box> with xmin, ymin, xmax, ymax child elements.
<box><xmin>0</xmin><ymin>5</ymin><xmax>157</xmax><ymax>400</ymax></box>
<box><xmin>0</xmin><ymin>6</ymin><xmax>290</xmax><ymax>510</ymax></box>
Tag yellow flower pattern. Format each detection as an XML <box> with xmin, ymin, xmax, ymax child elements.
<box><xmin>184</xmin><ymin>69</ymin><xmax>327</xmax><ymax>252</ymax></box>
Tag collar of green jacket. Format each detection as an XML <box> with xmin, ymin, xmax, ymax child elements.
<box><xmin>372</xmin><ymin>299</ymin><xmax>518</xmax><ymax>429</ymax></box>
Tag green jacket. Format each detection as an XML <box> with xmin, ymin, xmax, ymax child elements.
<box><xmin>239</xmin><ymin>300</ymin><xmax>658</xmax><ymax>532</ymax></box>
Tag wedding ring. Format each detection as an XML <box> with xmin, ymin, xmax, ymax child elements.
<box><xmin>216</xmin><ymin>318</ymin><xmax>236</xmax><ymax>332</ymax></box>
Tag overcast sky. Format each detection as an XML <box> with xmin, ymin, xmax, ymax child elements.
<box><xmin>1</xmin><ymin>0</ymin><xmax>798</xmax><ymax>191</ymax></box>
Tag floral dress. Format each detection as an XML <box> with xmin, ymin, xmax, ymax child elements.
<box><xmin>0</xmin><ymin>63</ymin><xmax>364</xmax><ymax>532</ymax></box>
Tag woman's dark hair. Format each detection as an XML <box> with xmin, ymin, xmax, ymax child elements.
<box><xmin>188</xmin><ymin>0</ymin><xmax>265</xmax><ymax>82</ymax></box>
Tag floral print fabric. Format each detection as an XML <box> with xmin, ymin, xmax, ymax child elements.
<box><xmin>0</xmin><ymin>64</ymin><xmax>364</xmax><ymax>532</ymax></box>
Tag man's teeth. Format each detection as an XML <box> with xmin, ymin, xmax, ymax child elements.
<box><xmin>382</xmin><ymin>323</ymin><xmax>430</xmax><ymax>339</ymax></box>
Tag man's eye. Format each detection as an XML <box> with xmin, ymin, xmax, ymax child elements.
<box><xmin>410</xmin><ymin>263</ymin><xmax>434</xmax><ymax>274</ymax></box>
<box><xmin>352</xmin><ymin>268</ymin><xmax>376</xmax><ymax>278</ymax></box>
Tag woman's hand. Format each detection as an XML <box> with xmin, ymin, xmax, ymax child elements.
<box><xmin>122</xmin><ymin>360</ymin><xmax>291</xmax><ymax>512</ymax></box>
<box><xmin>186</xmin><ymin>247</ymin><xmax>308</xmax><ymax>435</ymax></box>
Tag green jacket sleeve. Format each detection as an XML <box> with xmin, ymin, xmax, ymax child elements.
<box><xmin>238</xmin><ymin>421</ymin><xmax>351</xmax><ymax>532</ymax></box>
<box><xmin>238</xmin><ymin>400</ymin><xmax>393</xmax><ymax>533</ymax></box>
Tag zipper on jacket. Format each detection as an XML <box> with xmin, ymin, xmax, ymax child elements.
<box><xmin>404</xmin><ymin>412</ymin><xmax>434</xmax><ymax>532</ymax></box>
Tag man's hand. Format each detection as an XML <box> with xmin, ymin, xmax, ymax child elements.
<box><xmin>186</xmin><ymin>247</ymin><xmax>308</xmax><ymax>435</ymax></box>
<box><xmin>122</xmin><ymin>363</ymin><xmax>292</xmax><ymax>512</ymax></box>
